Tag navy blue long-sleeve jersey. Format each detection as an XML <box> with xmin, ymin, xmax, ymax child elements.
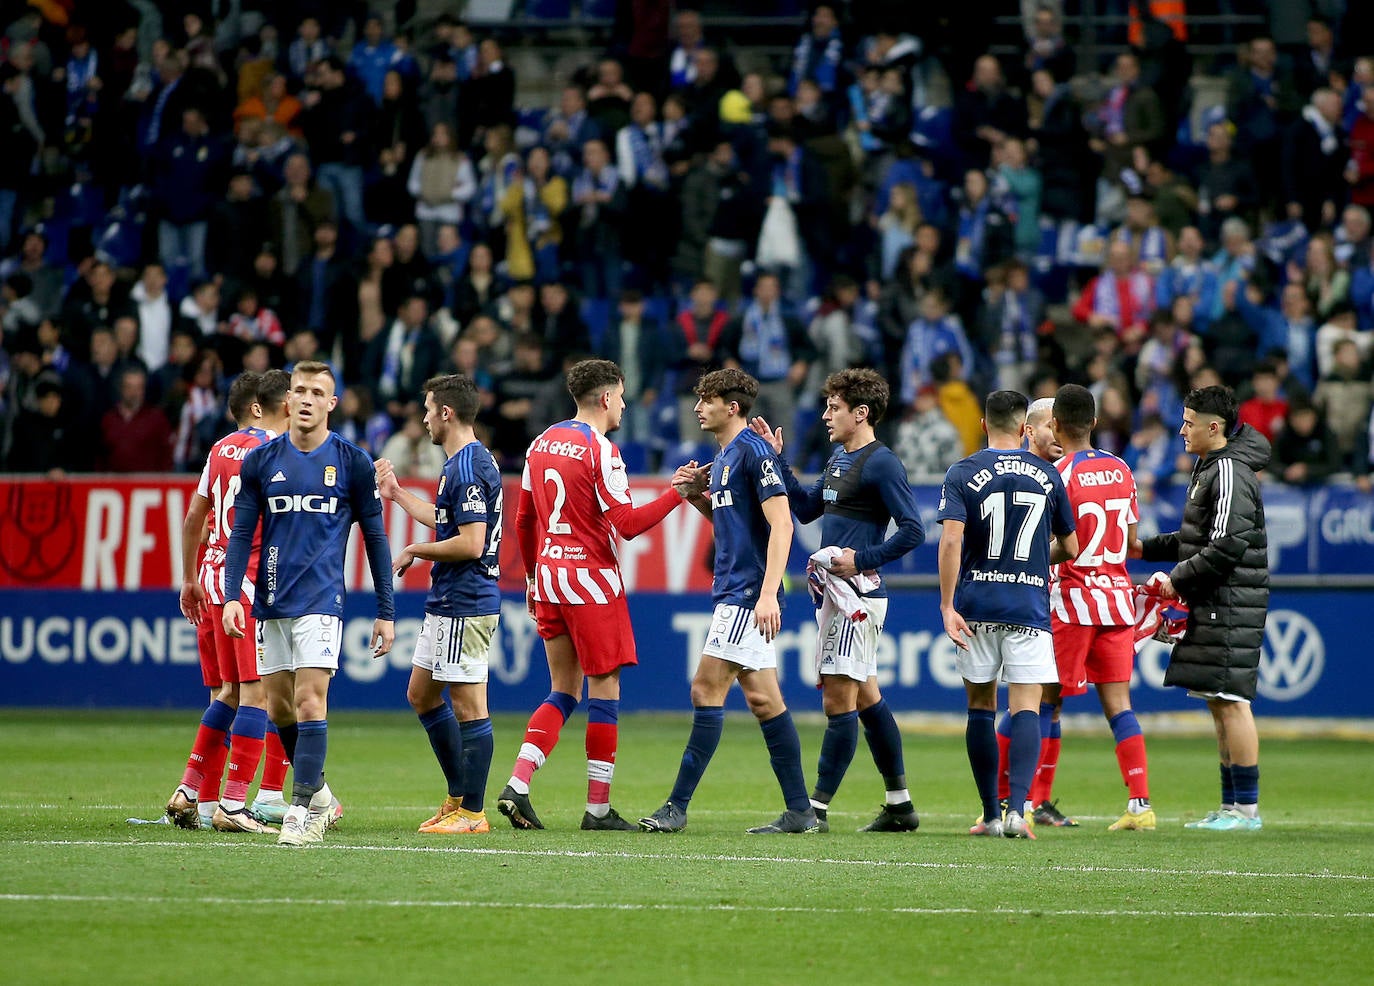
<box><xmin>225</xmin><ymin>431</ymin><xmax>395</xmax><ymax>621</ymax></box>
<box><xmin>778</xmin><ymin>440</ymin><xmax>925</xmax><ymax>597</ymax></box>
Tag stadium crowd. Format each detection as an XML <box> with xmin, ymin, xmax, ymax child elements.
<box><xmin>2</xmin><ymin>0</ymin><xmax>1374</xmax><ymax>499</ymax></box>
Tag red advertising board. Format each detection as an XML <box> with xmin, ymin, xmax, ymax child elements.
<box><xmin>0</xmin><ymin>475</ymin><xmax>715</xmax><ymax>593</ymax></box>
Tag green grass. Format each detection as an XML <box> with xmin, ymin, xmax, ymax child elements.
<box><xmin>1</xmin><ymin>710</ymin><xmax>1372</xmax><ymax>984</ymax></box>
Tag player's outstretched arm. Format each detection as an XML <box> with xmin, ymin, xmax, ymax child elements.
<box><xmin>1049</xmin><ymin>531</ymin><xmax>1079</xmax><ymax>565</ymax></box>
<box><xmin>753</xmin><ymin>494</ymin><xmax>794</xmax><ymax>642</ymax></box>
<box><xmin>179</xmin><ymin>493</ymin><xmax>212</xmax><ymax>624</ymax></box>
<box><xmin>371</xmin><ymin>619</ymin><xmax>395</xmax><ymax>657</ymax></box>
<box><xmin>375</xmin><ymin>457</ymin><xmax>437</xmax><ymax>530</ymax></box>
<box><xmin>395</xmin><ymin>523</ymin><xmax>488</xmax><ymax>575</ymax></box>
<box><xmin>605</xmin><ymin>485</ymin><xmax>683</xmax><ymax>539</ymax></box>
<box><xmin>750</xmin><ymin>415</ymin><xmax>823</xmax><ymax>521</ymax></box>
<box><xmin>937</xmin><ymin>520</ymin><xmax>971</xmax><ymax>651</ymax></box>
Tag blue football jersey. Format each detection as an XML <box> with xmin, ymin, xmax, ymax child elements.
<box><xmin>709</xmin><ymin>429</ymin><xmax>788</xmax><ymax>607</ymax></box>
<box><xmin>429</xmin><ymin>440</ymin><xmax>502</xmax><ymax>617</ymax></box>
<box><xmin>778</xmin><ymin>441</ymin><xmax>925</xmax><ymax>597</ymax></box>
<box><xmin>936</xmin><ymin>446</ymin><xmax>1074</xmax><ymax>630</ymax></box>
<box><xmin>226</xmin><ymin>431</ymin><xmax>395</xmax><ymax>621</ymax></box>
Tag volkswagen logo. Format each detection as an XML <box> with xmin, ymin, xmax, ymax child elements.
<box><xmin>1257</xmin><ymin>610</ymin><xmax>1325</xmax><ymax>701</ymax></box>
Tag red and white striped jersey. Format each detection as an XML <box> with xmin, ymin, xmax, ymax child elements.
<box><xmin>520</xmin><ymin>420</ymin><xmax>632</xmax><ymax>606</ymax></box>
<box><xmin>1050</xmin><ymin>449</ymin><xmax>1139</xmax><ymax>626</ymax></box>
<box><xmin>195</xmin><ymin>427</ymin><xmax>272</xmax><ymax>605</ymax></box>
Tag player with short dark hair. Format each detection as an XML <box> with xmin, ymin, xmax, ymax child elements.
<box><xmin>223</xmin><ymin>360</ymin><xmax>396</xmax><ymax>847</ymax></box>
<box><xmin>1036</xmin><ymin>385</ymin><xmax>1154</xmax><ymax>830</ymax></box>
<box><xmin>1133</xmin><ymin>385</ymin><xmax>1270</xmax><ymax>830</ymax></box>
<box><xmin>497</xmin><ymin>358</ymin><xmax>693</xmax><ymax>830</ymax></box>
<box><xmin>938</xmin><ymin>390</ymin><xmax>1078</xmax><ymax>839</ymax></box>
<box><xmin>376</xmin><ymin>374</ymin><xmax>502</xmax><ymax>835</ymax></box>
<box><xmin>640</xmin><ymin>367</ymin><xmax>819</xmax><ymax>835</ymax></box>
<box><xmin>748</xmin><ymin>368</ymin><xmax>926</xmax><ymax>832</ymax></box>
<box><xmin>166</xmin><ymin>370</ymin><xmax>292</xmax><ymax>832</ymax></box>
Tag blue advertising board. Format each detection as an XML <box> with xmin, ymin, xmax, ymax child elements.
<box><xmin>0</xmin><ymin>588</ymin><xmax>1350</xmax><ymax>716</ymax></box>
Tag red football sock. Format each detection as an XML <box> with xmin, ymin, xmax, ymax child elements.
<box><xmin>223</xmin><ymin>734</ymin><xmax>265</xmax><ymax>805</ymax></box>
<box><xmin>511</xmin><ymin>700</ymin><xmax>573</xmax><ymax>785</ymax></box>
<box><xmin>996</xmin><ymin>730</ymin><xmax>1011</xmax><ymax>801</ymax></box>
<box><xmin>1030</xmin><ymin>736</ymin><xmax>1060</xmax><ymax>805</ymax></box>
<box><xmin>180</xmin><ymin>724</ymin><xmax>228</xmax><ymax>796</ymax></box>
<box><xmin>1115</xmin><ymin>734</ymin><xmax>1150</xmax><ymax>800</ymax></box>
<box><xmin>196</xmin><ymin>737</ymin><xmax>229</xmax><ymax>803</ymax></box>
<box><xmin>261</xmin><ymin>730</ymin><xmax>289</xmax><ymax>793</ymax></box>
<box><xmin>585</xmin><ymin>722</ymin><xmax>618</xmax><ymax>807</ymax></box>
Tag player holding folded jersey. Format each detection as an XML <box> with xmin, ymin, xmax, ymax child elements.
<box><xmin>497</xmin><ymin>359</ymin><xmax>694</xmax><ymax>831</ymax></box>
<box><xmin>167</xmin><ymin>370</ymin><xmax>291</xmax><ymax>832</ymax></box>
<box><xmin>748</xmin><ymin>368</ymin><xmax>926</xmax><ymax>833</ymax></box>
<box><xmin>640</xmin><ymin>368</ymin><xmax>818</xmax><ymax>835</ymax></box>
<box><xmin>223</xmin><ymin>361</ymin><xmax>395</xmax><ymax>848</ymax></box>
<box><xmin>376</xmin><ymin>374</ymin><xmax>501</xmax><ymax>835</ymax></box>
<box><xmin>937</xmin><ymin>390</ymin><xmax>1077</xmax><ymax>839</ymax></box>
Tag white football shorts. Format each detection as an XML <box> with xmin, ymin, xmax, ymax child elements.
<box><xmin>958</xmin><ymin>622</ymin><xmax>1057</xmax><ymax>685</ymax></box>
<box><xmin>815</xmin><ymin>596</ymin><xmax>887</xmax><ymax>682</ymax></box>
<box><xmin>701</xmin><ymin>603</ymin><xmax>777</xmax><ymax>671</ymax></box>
<box><xmin>256</xmin><ymin>614</ymin><xmax>344</xmax><ymax>675</ymax></box>
<box><xmin>413</xmin><ymin>612</ymin><xmax>498</xmax><ymax>684</ymax></box>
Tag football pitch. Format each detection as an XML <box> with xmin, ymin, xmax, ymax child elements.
<box><xmin>2</xmin><ymin>710</ymin><xmax>1371</xmax><ymax>984</ymax></box>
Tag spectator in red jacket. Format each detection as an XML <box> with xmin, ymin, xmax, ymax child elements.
<box><xmin>99</xmin><ymin>367</ymin><xmax>174</xmax><ymax>472</ymax></box>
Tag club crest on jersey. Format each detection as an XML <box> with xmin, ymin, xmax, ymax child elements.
<box><xmin>438</xmin><ymin>475</ymin><xmax>447</xmax><ymax>496</ymax></box>
<box><xmin>324</xmin><ymin>465</ymin><xmax>337</xmax><ymax>487</ymax></box>
<box><xmin>721</xmin><ymin>465</ymin><xmax>730</xmax><ymax>486</ymax></box>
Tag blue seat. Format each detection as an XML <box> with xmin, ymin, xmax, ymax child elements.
<box><xmin>525</xmin><ymin>0</ymin><xmax>572</xmax><ymax>20</ymax></box>
<box><xmin>618</xmin><ymin>440</ymin><xmax>648</xmax><ymax>473</ymax></box>
<box><xmin>580</xmin><ymin>0</ymin><xmax>617</xmax><ymax>19</ymax></box>
<box><xmin>580</xmin><ymin>297</ymin><xmax>612</xmax><ymax>346</ymax></box>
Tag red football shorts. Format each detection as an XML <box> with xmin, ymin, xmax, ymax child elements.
<box><xmin>534</xmin><ymin>597</ymin><xmax>637</xmax><ymax>676</ymax></box>
<box><xmin>1050</xmin><ymin>618</ymin><xmax>1134</xmax><ymax>697</ymax></box>
<box><xmin>197</xmin><ymin>603</ymin><xmax>260</xmax><ymax>687</ymax></box>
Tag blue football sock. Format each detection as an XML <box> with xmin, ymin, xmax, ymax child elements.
<box><xmin>546</xmin><ymin>691</ymin><xmax>578</xmax><ymax>720</ymax></box>
<box><xmin>1109</xmin><ymin>709</ymin><xmax>1143</xmax><ymax>743</ymax></box>
<box><xmin>230</xmin><ymin>704</ymin><xmax>269</xmax><ymax>743</ymax></box>
<box><xmin>1221</xmin><ymin>763</ymin><xmax>1236</xmax><ymax>806</ymax></box>
<box><xmin>290</xmin><ymin>720</ymin><xmax>327</xmax><ymax>806</ymax></box>
<box><xmin>669</xmin><ymin>706</ymin><xmax>724</xmax><ymax>808</ymax></box>
<box><xmin>966</xmin><ymin>709</ymin><xmax>1000</xmax><ymax>822</ymax></box>
<box><xmin>859</xmin><ymin>699</ymin><xmax>907</xmax><ymax>791</ymax></box>
<box><xmin>996</xmin><ymin>711</ymin><xmax>1013</xmax><ymax>740</ymax></box>
<box><xmin>459</xmin><ymin>718</ymin><xmax>494</xmax><ymax>813</ymax></box>
<box><xmin>812</xmin><ymin>710</ymin><xmax>859</xmax><ymax>804</ymax></box>
<box><xmin>760</xmin><ymin>710</ymin><xmax>811</xmax><ymax>813</ymax></box>
<box><xmin>1040</xmin><ymin>702</ymin><xmax>1056</xmax><ymax>739</ymax></box>
<box><xmin>204</xmin><ymin>699</ymin><xmax>236</xmax><ymax>734</ymax></box>
<box><xmin>1231</xmin><ymin>764</ymin><xmax>1259</xmax><ymax>806</ymax></box>
<box><xmin>277</xmin><ymin>722</ymin><xmax>299</xmax><ymax>763</ymax></box>
<box><xmin>1008</xmin><ymin>709</ymin><xmax>1041</xmax><ymax>814</ymax></box>
<box><xmin>419</xmin><ymin>704</ymin><xmax>464</xmax><ymax>798</ymax></box>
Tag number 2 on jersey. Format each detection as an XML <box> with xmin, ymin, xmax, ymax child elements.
<box><xmin>980</xmin><ymin>490</ymin><xmax>1046</xmax><ymax>561</ymax></box>
<box><xmin>543</xmin><ymin>468</ymin><xmax>572</xmax><ymax>535</ymax></box>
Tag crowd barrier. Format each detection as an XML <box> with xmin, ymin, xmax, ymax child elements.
<box><xmin>0</xmin><ymin>587</ymin><xmax>1345</xmax><ymax>715</ymax></box>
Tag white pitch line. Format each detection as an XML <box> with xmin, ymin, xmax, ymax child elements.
<box><xmin>0</xmin><ymin>892</ymin><xmax>1369</xmax><ymax>919</ymax></box>
<box><xmin>10</xmin><ymin>839</ymin><xmax>1374</xmax><ymax>883</ymax></box>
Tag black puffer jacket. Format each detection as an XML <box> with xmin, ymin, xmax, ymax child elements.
<box><xmin>1141</xmin><ymin>425</ymin><xmax>1271</xmax><ymax>700</ymax></box>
